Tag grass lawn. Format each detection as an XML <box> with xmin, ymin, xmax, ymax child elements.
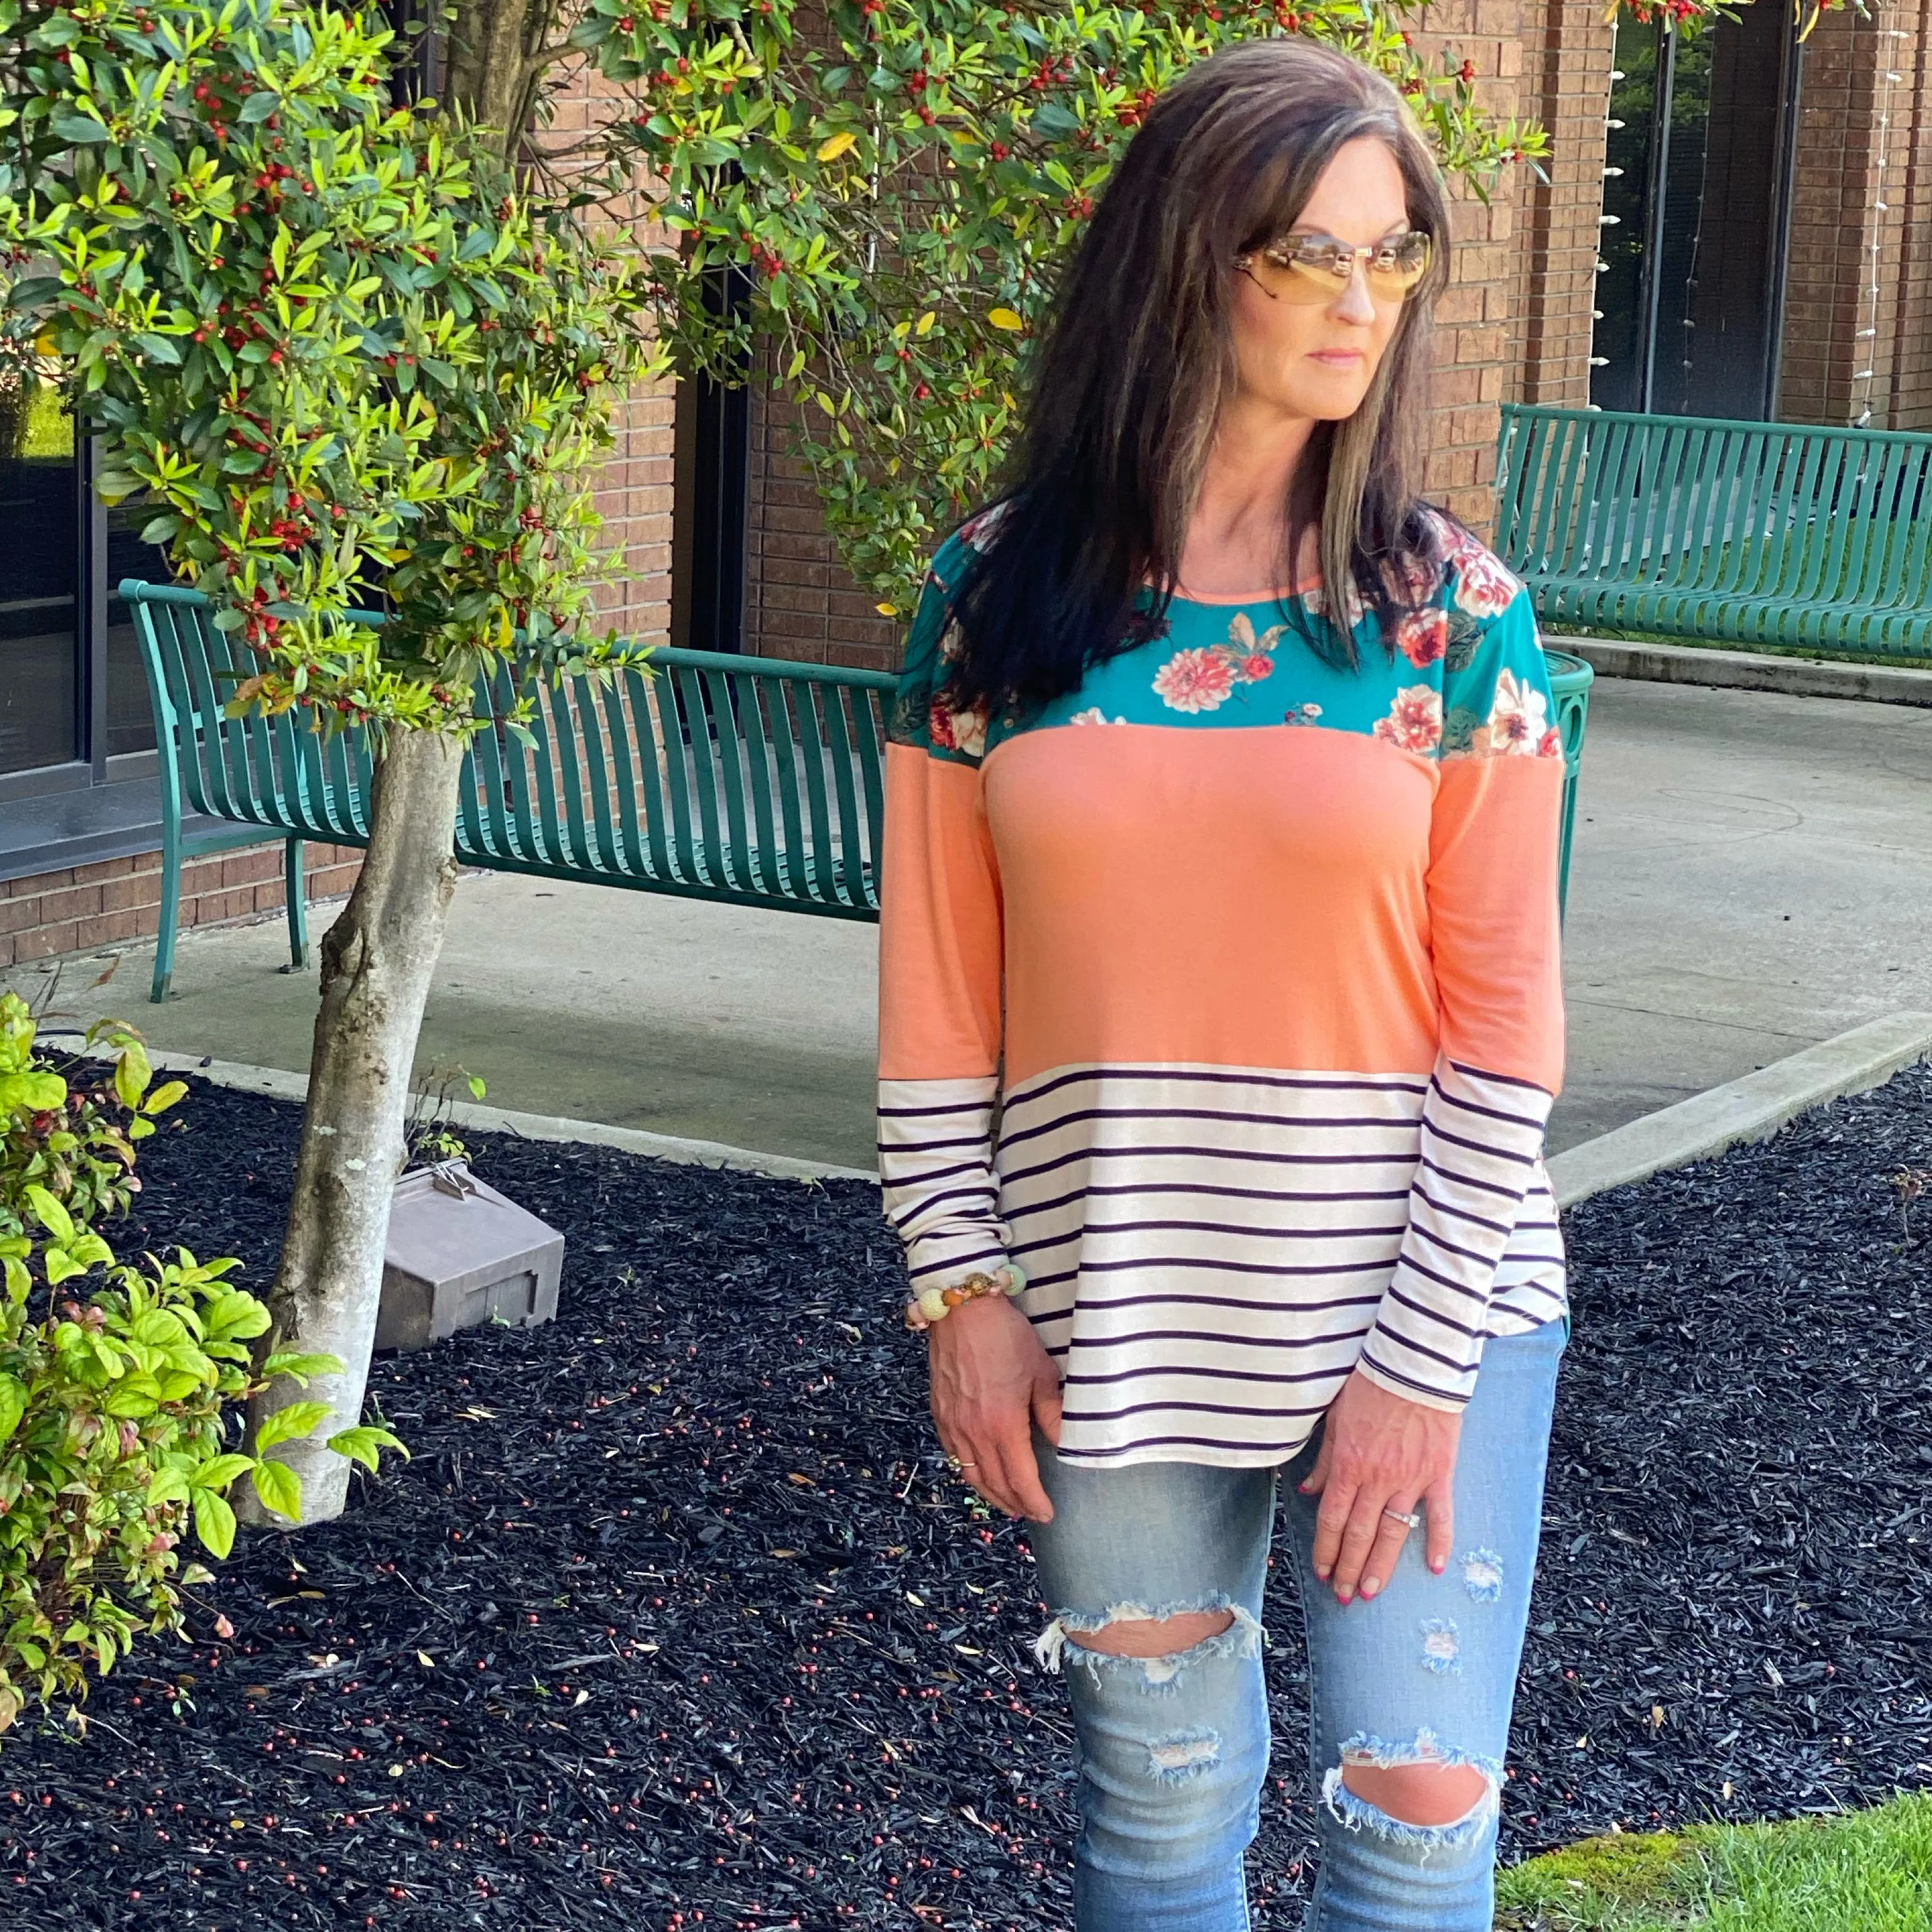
<box><xmin>1496</xmin><ymin>1792</ymin><xmax>1932</xmax><ymax>1930</ymax></box>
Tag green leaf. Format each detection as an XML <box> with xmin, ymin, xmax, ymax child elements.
<box><xmin>25</xmin><ymin>1184</ymin><xmax>74</xmax><ymax>1245</ymax></box>
<box><xmin>0</xmin><ymin>1070</ymin><xmax>64</xmax><ymax>1114</ymax></box>
<box><xmin>0</xmin><ymin>1375</ymin><xmax>25</xmax><ymax>1447</ymax></box>
<box><xmin>147</xmin><ymin>1465</ymin><xmax>192</xmax><ymax>1506</ymax></box>
<box><xmin>51</xmin><ymin>113</ymin><xmax>110</xmax><ymax>143</ymax></box>
<box><xmin>42</xmin><ymin>1247</ymin><xmax>82</xmax><ymax>1286</ymax></box>
<box><xmin>240</xmin><ymin>89</ymin><xmax>279</xmax><ymax>123</ymax></box>
<box><xmin>260</xmin><ymin>1350</ymin><xmax>343</xmax><ymax>1382</ymax></box>
<box><xmin>192</xmin><ymin>1453</ymin><xmax>256</xmax><ymax>1492</ymax></box>
<box><xmin>326</xmin><ymin>1424</ymin><xmax>409</xmax><ymax>1474</ymax></box>
<box><xmin>249</xmin><ymin>1455</ymin><xmax>302</xmax><ymax>1522</ymax></box>
<box><xmin>135</xmin><ymin>333</ymin><xmax>182</xmax><ymax>366</ymax></box>
<box><xmin>192</xmin><ymin>1487</ymin><xmax>237</xmax><ymax>1559</ymax></box>
<box><xmin>254</xmin><ymin>1400</ymin><xmax>332</xmax><ymax>1451</ymax></box>
<box><xmin>68</xmin><ymin>1233</ymin><xmax>114</xmax><ymax>1270</ymax></box>
<box><xmin>1030</xmin><ymin>101</ymin><xmax>1081</xmax><ymax>138</ymax></box>
<box><xmin>203</xmin><ymin>1292</ymin><xmax>272</xmax><ymax>1345</ymax></box>
<box><xmin>142</xmin><ymin>1080</ymin><xmax>189</xmax><ymax>1116</ymax></box>
<box><xmin>114</xmin><ymin>1041</ymin><xmax>152</xmax><ymax>1111</ymax></box>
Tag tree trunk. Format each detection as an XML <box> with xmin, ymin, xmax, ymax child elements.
<box><xmin>241</xmin><ymin>726</ymin><xmax>467</xmax><ymax>1528</ymax></box>
<box><xmin>441</xmin><ymin>0</ymin><xmax>546</xmax><ymax>162</ymax></box>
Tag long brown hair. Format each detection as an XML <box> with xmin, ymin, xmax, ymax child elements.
<box><xmin>944</xmin><ymin>36</ymin><xmax>1454</xmax><ymax>717</ymax></box>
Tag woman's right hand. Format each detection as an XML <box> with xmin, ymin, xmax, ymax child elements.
<box><xmin>928</xmin><ymin>1291</ymin><xmax>1063</xmax><ymax>1521</ymax></box>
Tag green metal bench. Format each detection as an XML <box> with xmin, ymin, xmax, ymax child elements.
<box><xmin>126</xmin><ymin>580</ymin><xmax>1594</xmax><ymax>1002</ymax></box>
<box><xmin>1496</xmin><ymin>404</ymin><xmax>1932</xmax><ymax>657</ymax></box>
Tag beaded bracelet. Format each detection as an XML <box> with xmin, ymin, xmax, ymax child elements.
<box><xmin>904</xmin><ymin>1262</ymin><xmax>1028</xmax><ymax>1331</ymax></box>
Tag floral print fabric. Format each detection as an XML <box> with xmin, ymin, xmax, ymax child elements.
<box><xmin>895</xmin><ymin>511</ymin><xmax>1565</xmax><ymax>776</ymax></box>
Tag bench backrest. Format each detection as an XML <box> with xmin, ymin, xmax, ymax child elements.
<box><xmin>459</xmin><ymin>648</ymin><xmax>892</xmax><ymax>917</ymax></box>
<box><xmin>123</xmin><ymin>582</ymin><xmax>896</xmax><ymax>919</ymax></box>
<box><xmin>130</xmin><ymin>582</ymin><xmax>379</xmax><ymax>844</ymax></box>
<box><xmin>1496</xmin><ymin>404</ymin><xmax>1932</xmax><ymax>625</ymax></box>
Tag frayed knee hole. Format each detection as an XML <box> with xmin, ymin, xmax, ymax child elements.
<box><xmin>1062</xmin><ymin>1607</ymin><xmax>1235</xmax><ymax>1660</ymax></box>
<box><xmin>1340</xmin><ymin>1760</ymin><xmax>1492</xmax><ymax>1830</ymax></box>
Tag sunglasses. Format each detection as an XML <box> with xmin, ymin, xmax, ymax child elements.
<box><xmin>1236</xmin><ymin>228</ymin><xmax>1433</xmax><ymax>305</ymax></box>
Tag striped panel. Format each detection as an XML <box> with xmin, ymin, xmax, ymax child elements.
<box><xmin>880</xmin><ymin>1059</ymin><xmax>1568</xmax><ymax>1468</ymax></box>
<box><xmin>1357</xmin><ymin>1057</ymin><xmax>1557</xmax><ymax>1411</ymax></box>
<box><xmin>996</xmin><ymin>1064</ymin><xmax>1433</xmax><ymax>1467</ymax></box>
<box><xmin>878</xmin><ymin>1077</ymin><xmax>1010</xmax><ymax>1287</ymax></box>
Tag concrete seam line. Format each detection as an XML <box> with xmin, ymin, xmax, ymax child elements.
<box><xmin>1552</xmin><ymin>636</ymin><xmax>1932</xmax><ymax>708</ymax></box>
<box><xmin>74</xmin><ymin>1046</ymin><xmax>881</xmax><ymax>1188</ymax></box>
<box><xmin>1547</xmin><ymin>1011</ymin><xmax>1932</xmax><ymax>1210</ymax></box>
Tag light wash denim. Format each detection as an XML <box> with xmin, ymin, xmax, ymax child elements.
<box><xmin>1027</xmin><ymin>1316</ymin><xmax>1567</xmax><ymax>1932</ymax></box>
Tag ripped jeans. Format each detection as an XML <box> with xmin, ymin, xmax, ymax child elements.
<box><xmin>1028</xmin><ymin>1316</ymin><xmax>1567</xmax><ymax>1932</ymax></box>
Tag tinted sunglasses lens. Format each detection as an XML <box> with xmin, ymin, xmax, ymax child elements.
<box><xmin>1372</xmin><ymin>232</ymin><xmax>1431</xmax><ymax>295</ymax></box>
<box><xmin>1247</xmin><ymin>232</ymin><xmax>1430</xmax><ymax>303</ymax></box>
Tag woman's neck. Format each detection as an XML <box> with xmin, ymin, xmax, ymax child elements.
<box><xmin>1175</xmin><ymin>397</ymin><xmax>1319</xmax><ymax>599</ymax></box>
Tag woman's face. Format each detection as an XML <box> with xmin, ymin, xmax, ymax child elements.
<box><xmin>1228</xmin><ymin>135</ymin><xmax>1415</xmax><ymax>424</ymax></box>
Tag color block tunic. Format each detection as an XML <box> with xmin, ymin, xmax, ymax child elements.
<box><xmin>877</xmin><ymin>508</ymin><xmax>1568</xmax><ymax>1470</ymax></box>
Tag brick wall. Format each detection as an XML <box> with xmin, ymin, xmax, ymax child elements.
<box><xmin>0</xmin><ymin>841</ymin><xmax>362</xmax><ymax>974</ymax></box>
<box><xmin>1779</xmin><ymin>0</ymin><xmax>1932</xmax><ymax>428</ymax></box>
<box><xmin>591</xmin><ymin>382</ymin><xmax>679</xmax><ymax>640</ymax></box>
<box><xmin>742</xmin><ymin>361</ymin><xmax>903</xmax><ymax>674</ymax></box>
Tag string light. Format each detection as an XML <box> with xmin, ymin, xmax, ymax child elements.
<box><xmin>1853</xmin><ymin>27</ymin><xmax>1909</xmax><ymax>428</ymax></box>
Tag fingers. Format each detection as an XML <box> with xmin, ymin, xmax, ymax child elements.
<box><xmin>1311</xmin><ymin>1477</ymin><xmax>1357</xmax><ymax>1584</ymax></box>
<box><xmin>935</xmin><ymin>1408</ymin><xmax>1050</xmax><ymax>1521</ymax></box>
<box><xmin>1356</xmin><ymin>1500</ymin><xmax>1419</xmax><ymax>1602</ymax></box>
<box><xmin>1299</xmin><ymin>1423</ymin><xmax>1333</xmax><ymax>1499</ymax></box>
<box><xmin>1031</xmin><ymin>1358</ymin><xmax>1064</xmax><ymax>1450</ymax></box>
<box><xmin>995</xmin><ymin>1428</ymin><xmax>1055</xmax><ymax>1524</ymax></box>
<box><xmin>1424</xmin><ymin>1474</ymin><xmax>1454</xmax><ymax>1577</ymax></box>
<box><xmin>1326</xmin><ymin>1490</ymin><xmax>1387</xmax><ymax>1604</ymax></box>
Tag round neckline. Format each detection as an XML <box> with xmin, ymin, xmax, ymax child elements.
<box><xmin>1160</xmin><ymin>579</ymin><xmax>1323</xmax><ymax>607</ymax></box>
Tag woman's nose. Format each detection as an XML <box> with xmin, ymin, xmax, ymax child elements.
<box><xmin>1333</xmin><ymin>261</ymin><xmax>1377</xmax><ymax>325</ymax></box>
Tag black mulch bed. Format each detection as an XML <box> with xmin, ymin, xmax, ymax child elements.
<box><xmin>4</xmin><ymin>1063</ymin><xmax>1930</xmax><ymax>1929</ymax></box>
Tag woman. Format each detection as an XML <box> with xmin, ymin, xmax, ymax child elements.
<box><xmin>877</xmin><ymin>37</ymin><xmax>1568</xmax><ymax>1932</ymax></box>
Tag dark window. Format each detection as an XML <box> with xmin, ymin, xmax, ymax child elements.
<box><xmin>0</xmin><ymin>372</ymin><xmax>80</xmax><ymax>776</ymax></box>
<box><xmin>670</xmin><ymin>264</ymin><xmax>752</xmax><ymax>656</ymax></box>
<box><xmin>1592</xmin><ymin>4</ymin><xmax>1802</xmax><ymax>420</ymax></box>
<box><xmin>0</xmin><ymin>303</ymin><xmax>172</xmax><ymax>882</ymax></box>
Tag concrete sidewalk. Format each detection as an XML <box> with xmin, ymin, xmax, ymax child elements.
<box><xmin>6</xmin><ymin>675</ymin><xmax>1929</xmax><ymax>1170</ymax></box>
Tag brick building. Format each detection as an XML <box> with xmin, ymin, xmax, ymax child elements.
<box><xmin>4</xmin><ymin>0</ymin><xmax>1926</xmax><ymax>964</ymax></box>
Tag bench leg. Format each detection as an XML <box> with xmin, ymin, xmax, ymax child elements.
<box><xmin>152</xmin><ymin>836</ymin><xmax>182</xmax><ymax>1003</ymax></box>
<box><xmin>284</xmin><ymin>838</ymin><xmax>309</xmax><ymax>972</ymax></box>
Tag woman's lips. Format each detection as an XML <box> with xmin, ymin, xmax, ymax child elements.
<box><xmin>1308</xmin><ymin>348</ymin><xmax>1366</xmax><ymax>366</ymax></box>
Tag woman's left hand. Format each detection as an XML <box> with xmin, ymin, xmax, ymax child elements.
<box><xmin>1300</xmin><ymin>1369</ymin><xmax>1461</xmax><ymax>1604</ymax></box>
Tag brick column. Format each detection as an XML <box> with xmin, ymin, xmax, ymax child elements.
<box><xmin>1509</xmin><ymin>0</ymin><xmax>1616</xmax><ymax>406</ymax></box>
<box><xmin>1411</xmin><ymin>0</ymin><xmax>1531</xmax><ymax>535</ymax></box>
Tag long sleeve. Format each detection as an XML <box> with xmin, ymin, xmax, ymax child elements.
<box><xmin>876</xmin><ymin>541</ymin><xmax>1010</xmax><ymax>1294</ymax></box>
<box><xmin>1357</xmin><ymin>584</ymin><xmax>1567</xmax><ymax>1411</ymax></box>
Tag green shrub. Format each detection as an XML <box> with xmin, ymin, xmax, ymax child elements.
<box><xmin>0</xmin><ymin>992</ymin><xmax>354</xmax><ymax>1736</ymax></box>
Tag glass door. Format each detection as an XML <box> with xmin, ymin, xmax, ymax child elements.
<box><xmin>1592</xmin><ymin>3</ymin><xmax>1803</xmax><ymax>421</ymax></box>
<box><xmin>0</xmin><ymin>348</ymin><xmax>80</xmax><ymax>777</ymax></box>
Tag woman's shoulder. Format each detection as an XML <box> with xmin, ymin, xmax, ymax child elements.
<box><xmin>892</xmin><ymin>509</ymin><xmax>1014</xmax><ymax>762</ymax></box>
<box><xmin>1414</xmin><ymin>507</ymin><xmax>1526</xmax><ymax>623</ymax></box>
<box><xmin>923</xmin><ymin>501</ymin><xmax>1013</xmax><ymax>603</ymax></box>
